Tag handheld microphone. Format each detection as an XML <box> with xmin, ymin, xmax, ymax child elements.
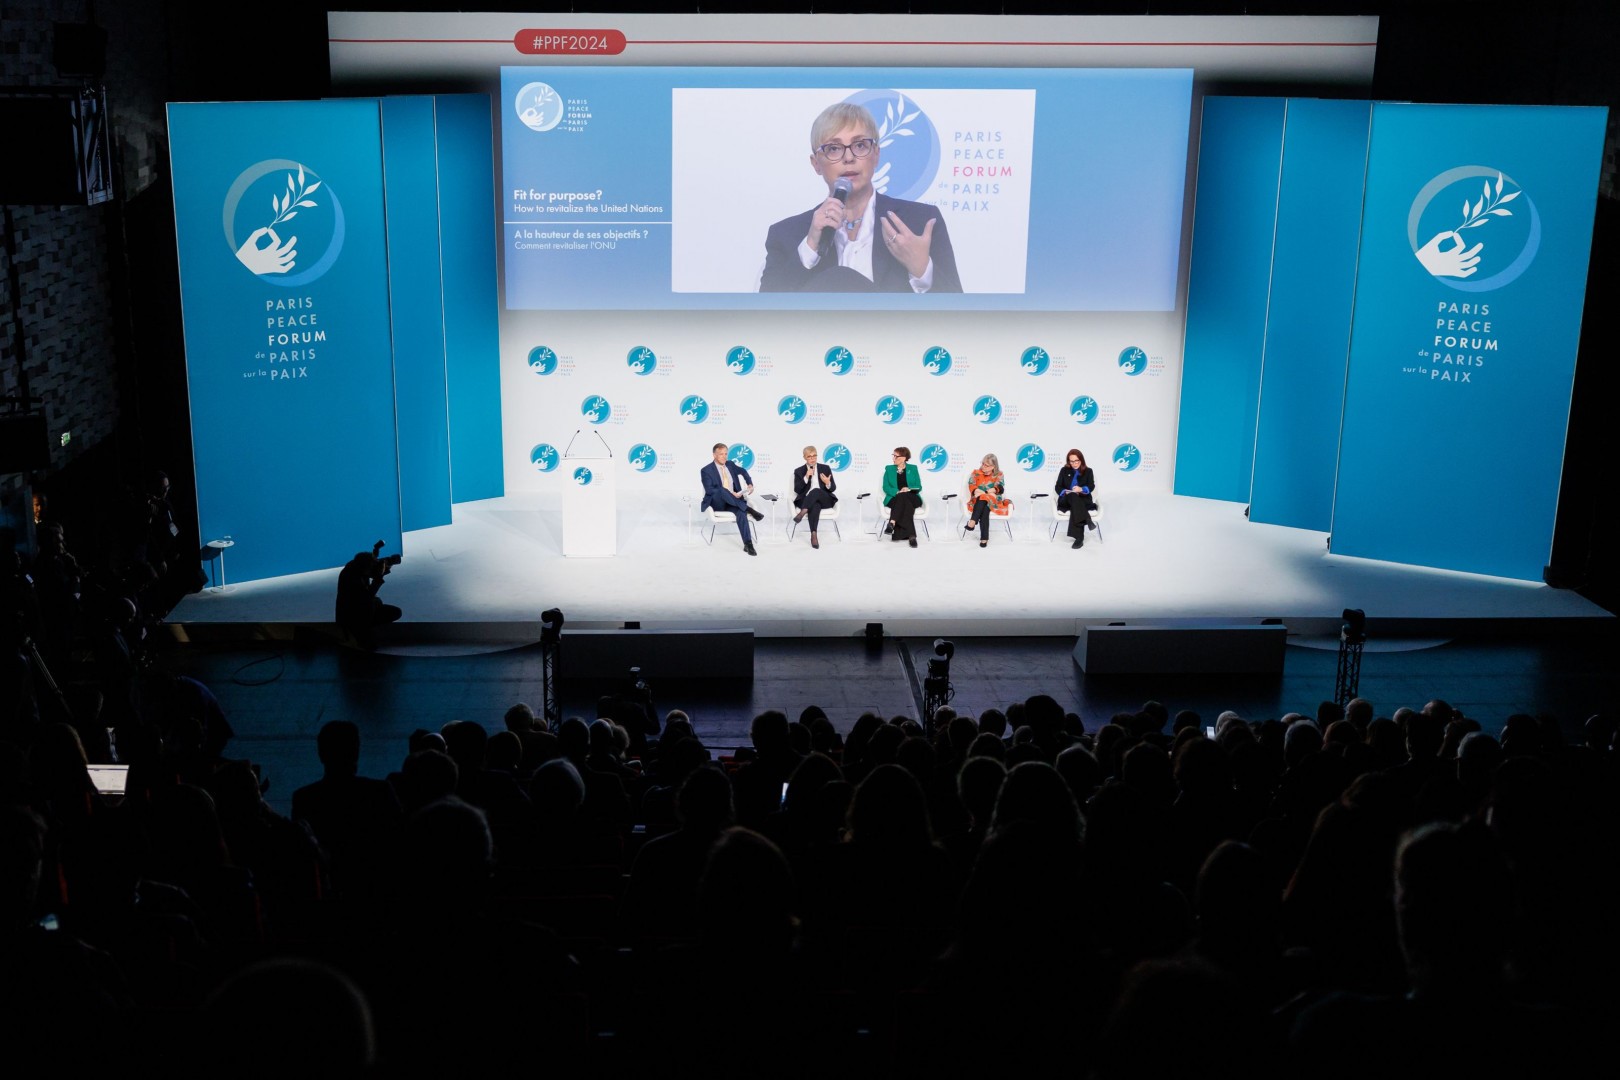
<box><xmin>819</xmin><ymin>177</ymin><xmax>853</xmax><ymax>262</ymax></box>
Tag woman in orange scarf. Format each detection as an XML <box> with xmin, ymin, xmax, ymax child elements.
<box><xmin>964</xmin><ymin>453</ymin><xmax>1010</xmax><ymax>547</ymax></box>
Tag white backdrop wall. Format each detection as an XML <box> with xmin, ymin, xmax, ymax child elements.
<box><xmin>503</xmin><ymin>310</ymin><xmax>1182</xmax><ymax>500</ymax></box>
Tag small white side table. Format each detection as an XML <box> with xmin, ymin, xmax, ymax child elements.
<box><xmin>206</xmin><ymin>538</ymin><xmax>235</xmax><ymax>591</ymax></box>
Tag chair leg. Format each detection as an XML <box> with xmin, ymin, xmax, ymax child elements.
<box><xmin>703</xmin><ymin>521</ymin><xmax>715</xmax><ymax>545</ymax></box>
<box><xmin>831</xmin><ymin>519</ymin><xmax>841</xmax><ymax>540</ymax></box>
<box><xmin>918</xmin><ymin>520</ymin><xmax>929</xmax><ymax>540</ymax></box>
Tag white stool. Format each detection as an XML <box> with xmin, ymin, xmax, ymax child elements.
<box><xmin>206</xmin><ymin>537</ymin><xmax>235</xmax><ymax>591</ymax></box>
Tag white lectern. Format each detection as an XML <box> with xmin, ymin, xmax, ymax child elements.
<box><xmin>562</xmin><ymin>429</ymin><xmax>616</xmax><ymax>557</ymax></box>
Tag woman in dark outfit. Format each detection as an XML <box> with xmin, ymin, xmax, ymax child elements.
<box><xmin>1054</xmin><ymin>448</ymin><xmax>1096</xmax><ymax>549</ymax></box>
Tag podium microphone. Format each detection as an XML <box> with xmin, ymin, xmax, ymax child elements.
<box><xmin>818</xmin><ymin>177</ymin><xmax>853</xmax><ymax>263</ymax></box>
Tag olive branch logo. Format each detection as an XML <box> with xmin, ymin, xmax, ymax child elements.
<box><xmin>1457</xmin><ymin>173</ymin><xmax>1520</xmax><ymax>232</ymax></box>
<box><xmin>267</xmin><ymin>164</ymin><xmax>320</xmax><ymax>228</ymax></box>
<box><xmin>871</xmin><ymin>92</ymin><xmax>920</xmax><ymax>195</ymax></box>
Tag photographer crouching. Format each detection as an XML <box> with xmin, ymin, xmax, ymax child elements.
<box><xmin>335</xmin><ymin>540</ymin><xmax>402</xmax><ymax>650</ymax></box>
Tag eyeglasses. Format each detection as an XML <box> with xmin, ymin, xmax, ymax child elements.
<box><xmin>815</xmin><ymin>138</ymin><xmax>878</xmax><ymax>162</ymax></box>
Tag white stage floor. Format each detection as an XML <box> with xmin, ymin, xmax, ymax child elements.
<box><xmin>172</xmin><ymin>492</ymin><xmax>1609</xmax><ymax>638</ymax></box>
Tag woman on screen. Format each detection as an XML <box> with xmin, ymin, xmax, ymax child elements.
<box><xmin>1054</xmin><ymin>448</ymin><xmax>1096</xmax><ymax>549</ymax></box>
<box><xmin>965</xmin><ymin>453</ymin><xmax>1010</xmax><ymax>548</ymax></box>
<box><xmin>759</xmin><ymin>103</ymin><xmax>962</xmax><ymax>294</ymax></box>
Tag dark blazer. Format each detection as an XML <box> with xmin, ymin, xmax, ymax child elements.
<box><xmin>759</xmin><ymin>192</ymin><xmax>963</xmax><ymax>294</ymax></box>
<box><xmin>792</xmin><ymin>462</ymin><xmax>838</xmax><ymax>508</ymax></box>
<box><xmin>1055</xmin><ymin>466</ymin><xmax>1097</xmax><ymax>512</ymax></box>
<box><xmin>700</xmin><ymin>460</ymin><xmax>753</xmax><ymax>511</ymax></box>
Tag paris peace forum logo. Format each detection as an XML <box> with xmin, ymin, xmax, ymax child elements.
<box><xmin>680</xmin><ymin>395</ymin><xmax>710</xmax><ymax>424</ymax></box>
<box><xmin>973</xmin><ymin>395</ymin><xmax>1003</xmax><ymax>424</ymax></box>
<box><xmin>920</xmin><ymin>443</ymin><xmax>950</xmax><ymax>473</ymax></box>
<box><xmin>528</xmin><ymin>346</ymin><xmax>558</xmax><ymax>375</ymax></box>
<box><xmin>778</xmin><ymin>396</ymin><xmax>808</xmax><ymax>424</ymax></box>
<box><xmin>1020</xmin><ymin>347</ymin><xmax>1050</xmax><ymax>376</ymax></box>
<box><xmin>727</xmin><ymin>443</ymin><xmax>756</xmax><ymax>471</ymax></box>
<box><xmin>530</xmin><ymin>443</ymin><xmax>560</xmax><ymax>473</ymax></box>
<box><xmin>1016</xmin><ymin>444</ymin><xmax>1046</xmax><ymax>472</ymax></box>
<box><xmin>515</xmin><ymin>82</ymin><xmax>565</xmax><ymax>132</ymax></box>
<box><xmin>1118</xmin><ymin>347</ymin><xmax>1147</xmax><ymax>376</ymax></box>
<box><xmin>581</xmin><ymin>395</ymin><xmax>611</xmax><ymax>423</ymax></box>
<box><xmin>842</xmin><ymin>89</ymin><xmax>940</xmax><ymax>202</ymax></box>
<box><xmin>923</xmin><ymin>346</ymin><xmax>952</xmax><ymax>376</ymax></box>
<box><xmin>824</xmin><ymin>346</ymin><xmax>854</xmax><ymax>375</ymax></box>
<box><xmin>627</xmin><ymin>346</ymin><xmax>657</xmax><ymax>375</ymax></box>
<box><xmin>629</xmin><ymin>443</ymin><xmax>658</xmax><ymax>472</ymax></box>
<box><xmin>726</xmin><ymin>345</ymin><xmax>756</xmax><ymax>375</ymax></box>
<box><xmin>823</xmin><ymin>443</ymin><xmax>853</xmax><ymax>472</ymax></box>
<box><xmin>224</xmin><ymin>160</ymin><xmax>343</xmax><ymax>286</ymax></box>
<box><xmin>572</xmin><ymin>466</ymin><xmax>593</xmax><ymax>486</ymax></box>
<box><xmin>1112</xmin><ymin>443</ymin><xmax>1142</xmax><ymax>472</ymax></box>
<box><xmin>1071</xmin><ymin>395</ymin><xmax>1100</xmax><ymax>424</ymax></box>
<box><xmin>1409</xmin><ymin>167</ymin><xmax>1538</xmax><ymax>293</ymax></box>
<box><xmin>876</xmin><ymin>395</ymin><xmax>905</xmax><ymax>424</ymax></box>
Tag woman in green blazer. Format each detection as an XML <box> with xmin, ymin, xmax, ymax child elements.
<box><xmin>882</xmin><ymin>446</ymin><xmax>923</xmax><ymax>547</ymax></box>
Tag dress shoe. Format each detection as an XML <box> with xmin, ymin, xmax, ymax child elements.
<box><xmin>909</xmin><ymin>537</ymin><xmax>918</xmax><ymax>548</ymax></box>
<box><xmin>979</xmin><ymin>540</ymin><xmax>988</xmax><ymax>548</ymax></box>
<box><xmin>793</xmin><ymin>509</ymin><xmax>806</xmax><ymax>523</ymax></box>
<box><xmin>748</xmin><ymin>507</ymin><xmax>764</xmax><ymax>521</ymax></box>
<box><xmin>811</xmin><ymin>533</ymin><xmax>819</xmax><ymax>549</ymax></box>
<box><xmin>1072</xmin><ymin>537</ymin><xmax>1083</xmax><ymax>549</ymax></box>
<box><xmin>743</xmin><ymin>542</ymin><xmax>757</xmax><ymax>556</ymax></box>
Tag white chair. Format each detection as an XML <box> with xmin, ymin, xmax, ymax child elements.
<box><xmin>700</xmin><ymin>504</ymin><xmax>757</xmax><ymax>547</ymax></box>
<box><xmin>872</xmin><ymin>498</ymin><xmax>930</xmax><ymax>540</ymax></box>
<box><xmin>1049</xmin><ymin>496</ymin><xmax>1103</xmax><ymax>543</ymax></box>
<box><xmin>787</xmin><ymin>502</ymin><xmax>841</xmax><ymax>543</ymax></box>
<box><xmin>948</xmin><ymin>493</ymin><xmax>1014</xmax><ymax>541</ymax></box>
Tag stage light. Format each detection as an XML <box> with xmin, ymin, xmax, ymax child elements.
<box><xmin>924</xmin><ymin>638</ymin><xmax>955</xmax><ymax>720</ymax></box>
<box><xmin>539</xmin><ymin>608</ymin><xmax>564</xmax><ymax>731</ymax></box>
<box><xmin>1336</xmin><ymin>608</ymin><xmax>1366</xmax><ymax>707</ymax></box>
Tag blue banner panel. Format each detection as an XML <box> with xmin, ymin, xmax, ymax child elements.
<box><xmin>435</xmin><ymin>93</ymin><xmax>504</xmax><ymax>503</ymax></box>
<box><xmin>1175</xmin><ymin>97</ymin><xmax>1285</xmax><ymax>503</ymax></box>
<box><xmin>168</xmin><ymin>100</ymin><xmax>401</xmax><ymax>584</ymax></box>
<box><xmin>1249</xmin><ymin>99</ymin><xmax>1371</xmax><ymax>531</ymax></box>
<box><xmin>1331</xmin><ymin>103</ymin><xmax>1606</xmax><ymax>580</ymax></box>
<box><xmin>381</xmin><ymin>96</ymin><xmax>453</xmax><ymax>531</ymax></box>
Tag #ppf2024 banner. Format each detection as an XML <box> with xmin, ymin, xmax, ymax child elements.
<box><xmin>168</xmin><ymin>100</ymin><xmax>401</xmax><ymax>584</ymax></box>
<box><xmin>1331</xmin><ymin>103</ymin><xmax>1606</xmax><ymax>581</ymax></box>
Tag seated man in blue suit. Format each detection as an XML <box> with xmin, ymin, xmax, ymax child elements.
<box><xmin>759</xmin><ymin>102</ymin><xmax>962</xmax><ymax>294</ymax></box>
<box><xmin>700</xmin><ymin>442</ymin><xmax>765</xmax><ymax>556</ymax></box>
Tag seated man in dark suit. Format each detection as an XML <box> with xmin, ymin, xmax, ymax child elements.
<box><xmin>760</xmin><ymin>102</ymin><xmax>962</xmax><ymax>294</ymax></box>
<box><xmin>699</xmin><ymin>442</ymin><xmax>764</xmax><ymax>556</ymax></box>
